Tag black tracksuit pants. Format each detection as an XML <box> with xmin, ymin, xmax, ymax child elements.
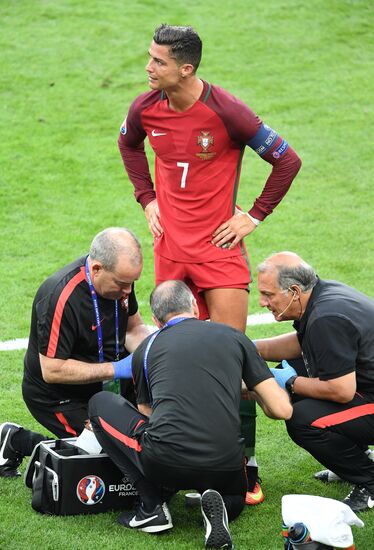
<box><xmin>286</xmin><ymin>391</ymin><xmax>374</xmax><ymax>492</ymax></box>
<box><xmin>88</xmin><ymin>391</ymin><xmax>246</xmax><ymax>520</ymax></box>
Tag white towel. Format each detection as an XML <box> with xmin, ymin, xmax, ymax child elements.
<box><xmin>282</xmin><ymin>494</ymin><xmax>364</xmax><ymax>548</ymax></box>
<box><xmin>69</xmin><ymin>428</ymin><xmax>102</xmax><ymax>454</ymax></box>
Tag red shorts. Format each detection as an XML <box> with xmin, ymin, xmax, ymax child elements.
<box><xmin>154</xmin><ymin>253</ymin><xmax>251</xmax><ymax>320</ymax></box>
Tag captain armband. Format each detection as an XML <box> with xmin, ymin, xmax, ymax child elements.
<box><xmin>247</xmin><ymin>123</ymin><xmax>288</xmax><ymax>159</ymax></box>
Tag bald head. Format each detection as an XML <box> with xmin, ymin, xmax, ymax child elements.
<box><xmin>150</xmin><ymin>280</ymin><xmax>195</xmax><ymax>325</ymax></box>
<box><xmin>265</xmin><ymin>251</ymin><xmax>304</xmax><ymax>268</ymax></box>
<box><xmin>89</xmin><ymin>227</ymin><xmax>142</xmax><ymax>271</ymax></box>
<box><xmin>258</xmin><ymin>251</ymin><xmax>317</xmax><ymax>293</ymax></box>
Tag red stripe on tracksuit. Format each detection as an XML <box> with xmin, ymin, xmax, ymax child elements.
<box><xmin>134</xmin><ymin>419</ymin><xmax>145</xmax><ymax>432</ymax></box>
<box><xmin>55</xmin><ymin>412</ymin><xmax>78</xmax><ymax>436</ymax></box>
<box><xmin>47</xmin><ymin>267</ymin><xmax>86</xmax><ymax>357</ymax></box>
<box><xmin>311</xmin><ymin>404</ymin><xmax>374</xmax><ymax>429</ymax></box>
<box><xmin>99</xmin><ymin>416</ymin><xmax>142</xmax><ymax>452</ymax></box>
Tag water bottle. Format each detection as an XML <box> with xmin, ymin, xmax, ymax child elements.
<box><xmin>282</xmin><ymin>522</ymin><xmax>292</xmax><ymax>549</ymax></box>
<box><xmin>288</xmin><ymin>522</ymin><xmax>311</xmax><ymax>545</ymax></box>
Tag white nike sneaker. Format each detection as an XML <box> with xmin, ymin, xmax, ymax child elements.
<box><xmin>0</xmin><ymin>422</ymin><xmax>23</xmax><ymax>477</ymax></box>
<box><xmin>117</xmin><ymin>501</ymin><xmax>173</xmax><ymax>533</ymax></box>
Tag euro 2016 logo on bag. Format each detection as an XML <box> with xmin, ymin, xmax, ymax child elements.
<box><xmin>76</xmin><ymin>475</ymin><xmax>105</xmax><ymax>505</ymax></box>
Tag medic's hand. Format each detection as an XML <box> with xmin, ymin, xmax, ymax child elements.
<box><xmin>112</xmin><ymin>354</ymin><xmax>133</xmax><ymax>379</ymax></box>
<box><xmin>144</xmin><ymin>199</ymin><xmax>163</xmax><ymax>238</ymax></box>
<box><xmin>270</xmin><ymin>360</ymin><xmax>297</xmax><ymax>389</ymax></box>
<box><xmin>211</xmin><ymin>209</ymin><xmax>256</xmax><ymax>250</ymax></box>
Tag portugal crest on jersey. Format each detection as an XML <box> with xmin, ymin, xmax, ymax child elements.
<box><xmin>196</xmin><ymin>131</ymin><xmax>216</xmax><ymax>160</ymax></box>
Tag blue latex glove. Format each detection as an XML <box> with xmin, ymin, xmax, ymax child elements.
<box><xmin>270</xmin><ymin>360</ymin><xmax>297</xmax><ymax>389</ymax></box>
<box><xmin>112</xmin><ymin>353</ymin><xmax>133</xmax><ymax>379</ymax></box>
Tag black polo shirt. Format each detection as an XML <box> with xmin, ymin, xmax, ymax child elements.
<box><xmin>23</xmin><ymin>256</ymin><xmax>138</xmax><ymax>406</ymax></box>
<box><xmin>294</xmin><ymin>278</ymin><xmax>374</xmax><ymax>393</ymax></box>
<box><xmin>132</xmin><ymin>318</ymin><xmax>273</xmax><ymax>471</ymax></box>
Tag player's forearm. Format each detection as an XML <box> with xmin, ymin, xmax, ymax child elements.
<box><xmin>40</xmin><ymin>355</ymin><xmax>115</xmax><ymax>384</ymax></box>
<box><xmin>125</xmin><ymin>324</ymin><xmax>151</xmax><ymax>353</ymax></box>
<box><xmin>255</xmin><ymin>332</ymin><xmax>301</xmax><ymax>362</ymax></box>
<box><xmin>249</xmin><ymin>146</ymin><xmax>302</xmax><ymax>220</ymax></box>
<box><xmin>251</xmin><ymin>379</ymin><xmax>293</xmax><ymax>419</ymax></box>
<box><xmin>292</xmin><ymin>373</ymin><xmax>356</xmax><ymax>403</ymax></box>
<box><xmin>118</xmin><ymin>137</ymin><xmax>156</xmax><ymax>208</ymax></box>
<box><xmin>256</xmin><ymin>396</ymin><xmax>292</xmax><ymax>420</ymax></box>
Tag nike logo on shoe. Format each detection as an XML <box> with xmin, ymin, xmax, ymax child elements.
<box><xmin>0</xmin><ymin>430</ymin><xmax>12</xmax><ymax>466</ymax></box>
<box><xmin>151</xmin><ymin>130</ymin><xmax>167</xmax><ymax>137</ymax></box>
<box><xmin>129</xmin><ymin>514</ymin><xmax>158</xmax><ymax>527</ymax></box>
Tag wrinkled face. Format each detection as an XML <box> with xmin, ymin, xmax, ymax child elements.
<box><xmin>258</xmin><ymin>270</ymin><xmax>296</xmax><ymax>322</ymax></box>
<box><xmin>92</xmin><ymin>255</ymin><xmax>142</xmax><ymax>301</ymax></box>
<box><xmin>145</xmin><ymin>41</ymin><xmax>182</xmax><ymax>90</ymax></box>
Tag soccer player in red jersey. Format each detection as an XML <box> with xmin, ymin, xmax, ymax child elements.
<box><xmin>118</xmin><ymin>24</ymin><xmax>302</xmax><ymax>505</ymax></box>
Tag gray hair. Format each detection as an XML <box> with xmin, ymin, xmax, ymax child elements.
<box><xmin>150</xmin><ymin>280</ymin><xmax>194</xmax><ymax>324</ymax></box>
<box><xmin>257</xmin><ymin>258</ymin><xmax>317</xmax><ymax>294</ymax></box>
<box><xmin>89</xmin><ymin>227</ymin><xmax>142</xmax><ymax>271</ymax></box>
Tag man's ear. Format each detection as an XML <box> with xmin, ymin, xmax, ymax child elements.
<box><xmin>152</xmin><ymin>314</ymin><xmax>163</xmax><ymax>329</ymax></box>
<box><xmin>290</xmin><ymin>285</ymin><xmax>301</xmax><ymax>298</ymax></box>
<box><xmin>180</xmin><ymin>63</ymin><xmax>194</xmax><ymax>78</ymax></box>
<box><xmin>91</xmin><ymin>261</ymin><xmax>103</xmax><ymax>275</ymax></box>
<box><xmin>192</xmin><ymin>298</ymin><xmax>199</xmax><ymax>319</ymax></box>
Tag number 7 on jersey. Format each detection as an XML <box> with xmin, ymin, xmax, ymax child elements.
<box><xmin>177</xmin><ymin>162</ymin><xmax>189</xmax><ymax>188</ymax></box>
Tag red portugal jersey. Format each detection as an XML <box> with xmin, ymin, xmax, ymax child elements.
<box><xmin>119</xmin><ymin>80</ymin><xmax>301</xmax><ymax>262</ymax></box>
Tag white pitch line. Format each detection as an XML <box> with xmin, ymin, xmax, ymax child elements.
<box><xmin>0</xmin><ymin>313</ymin><xmax>277</xmax><ymax>352</ymax></box>
<box><xmin>246</xmin><ymin>312</ymin><xmax>277</xmax><ymax>326</ymax></box>
<box><xmin>0</xmin><ymin>338</ymin><xmax>30</xmax><ymax>351</ymax></box>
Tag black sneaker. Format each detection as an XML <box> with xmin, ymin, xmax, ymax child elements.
<box><xmin>201</xmin><ymin>489</ymin><xmax>233</xmax><ymax>549</ymax></box>
<box><xmin>343</xmin><ymin>485</ymin><xmax>374</xmax><ymax>512</ymax></box>
<box><xmin>0</xmin><ymin>422</ymin><xmax>23</xmax><ymax>477</ymax></box>
<box><xmin>117</xmin><ymin>501</ymin><xmax>173</xmax><ymax>533</ymax></box>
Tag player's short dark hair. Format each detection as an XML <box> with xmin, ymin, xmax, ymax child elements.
<box><xmin>150</xmin><ymin>280</ymin><xmax>194</xmax><ymax>324</ymax></box>
<box><xmin>153</xmin><ymin>24</ymin><xmax>202</xmax><ymax>72</ymax></box>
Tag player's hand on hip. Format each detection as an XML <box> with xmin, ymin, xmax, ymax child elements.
<box><xmin>211</xmin><ymin>210</ymin><xmax>256</xmax><ymax>250</ymax></box>
<box><xmin>145</xmin><ymin>199</ymin><xmax>163</xmax><ymax>238</ymax></box>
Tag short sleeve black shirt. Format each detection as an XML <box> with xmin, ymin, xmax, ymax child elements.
<box><xmin>132</xmin><ymin>318</ymin><xmax>272</xmax><ymax>471</ymax></box>
<box><xmin>22</xmin><ymin>256</ymin><xmax>138</xmax><ymax>405</ymax></box>
<box><xmin>294</xmin><ymin>279</ymin><xmax>374</xmax><ymax>393</ymax></box>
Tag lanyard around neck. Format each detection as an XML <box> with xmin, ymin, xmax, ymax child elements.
<box><xmin>143</xmin><ymin>316</ymin><xmax>190</xmax><ymax>404</ymax></box>
<box><xmin>85</xmin><ymin>257</ymin><xmax>119</xmax><ymax>362</ymax></box>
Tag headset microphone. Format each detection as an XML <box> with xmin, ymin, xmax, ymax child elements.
<box><xmin>277</xmin><ymin>289</ymin><xmax>297</xmax><ymax>319</ymax></box>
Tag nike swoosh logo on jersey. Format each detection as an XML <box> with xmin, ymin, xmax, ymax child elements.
<box><xmin>129</xmin><ymin>514</ymin><xmax>159</xmax><ymax>527</ymax></box>
<box><xmin>0</xmin><ymin>429</ymin><xmax>12</xmax><ymax>466</ymax></box>
<box><xmin>151</xmin><ymin>130</ymin><xmax>167</xmax><ymax>137</ymax></box>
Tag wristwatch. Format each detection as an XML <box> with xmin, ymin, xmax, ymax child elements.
<box><xmin>285</xmin><ymin>375</ymin><xmax>298</xmax><ymax>395</ymax></box>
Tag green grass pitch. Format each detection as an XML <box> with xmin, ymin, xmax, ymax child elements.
<box><xmin>0</xmin><ymin>0</ymin><xmax>373</xmax><ymax>548</ymax></box>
